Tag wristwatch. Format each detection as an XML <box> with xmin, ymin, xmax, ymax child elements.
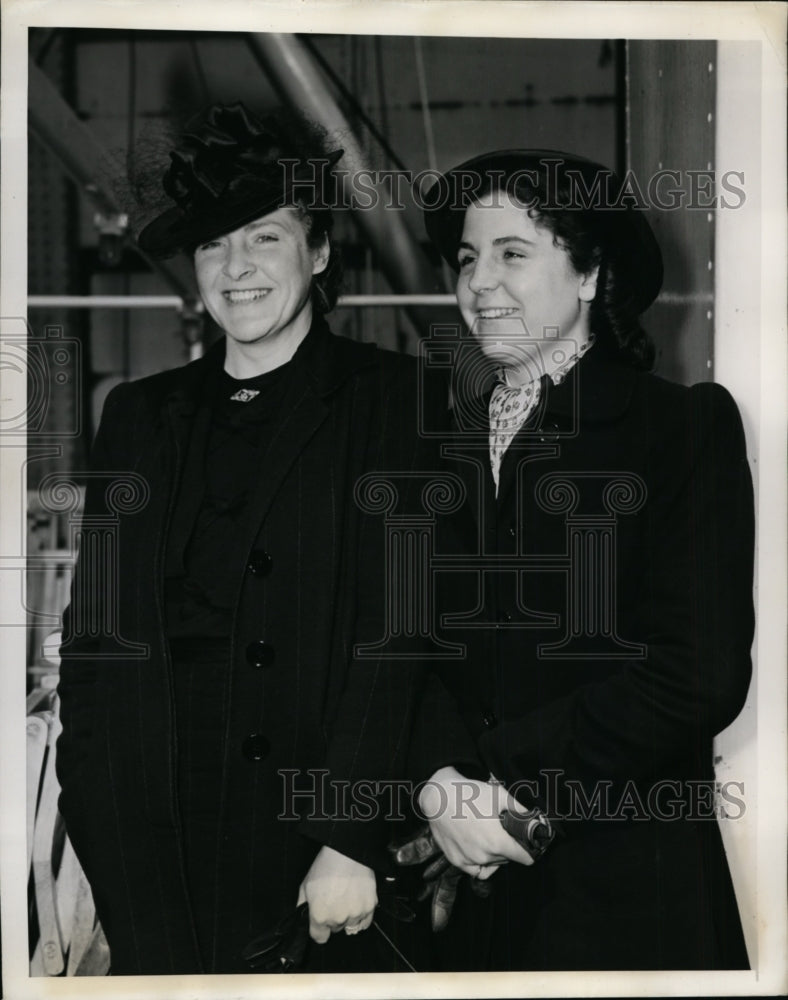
<box><xmin>499</xmin><ymin>806</ymin><xmax>555</xmax><ymax>859</ymax></box>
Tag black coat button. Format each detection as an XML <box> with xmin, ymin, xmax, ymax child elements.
<box><xmin>501</xmin><ymin>610</ymin><xmax>513</xmax><ymax>622</ymax></box>
<box><xmin>508</xmin><ymin>525</ymin><xmax>516</xmax><ymax>537</ymax></box>
<box><xmin>247</xmin><ymin>550</ymin><xmax>273</xmax><ymax>576</ymax></box>
<box><xmin>246</xmin><ymin>640</ymin><xmax>275</xmax><ymax>668</ymax></box>
<box><xmin>242</xmin><ymin>733</ymin><xmax>270</xmax><ymax>761</ymax></box>
<box><xmin>482</xmin><ymin>711</ymin><xmax>498</xmax><ymax>729</ymax></box>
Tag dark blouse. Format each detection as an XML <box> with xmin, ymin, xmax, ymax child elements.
<box><xmin>164</xmin><ymin>362</ymin><xmax>292</xmax><ymax>638</ymax></box>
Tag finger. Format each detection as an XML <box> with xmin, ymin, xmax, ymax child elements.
<box><xmin>470</xmin><ymin>875</ymin><xmax>495</xmax><ymax>898</ymax></box>
<box><xmin>393</xmin><ymin>833</ymin><xmax>439</xmax><ymax>866</ymax></box>
<box><xmin>475</xmin><ymin>863</ymin><xmax>501</xmax><ymax>881</ymax></box>
<box><xmin>309</xmin><ymin>918</ymin><xmax>331</xmax><ymax>945</ymax></box>
<box><xmin>342</xmin><ymin>903</ymin><xmax>374</xmax><ymax>935</ymax></box>
<box><xmin>423</xmin><ymin>853</ymin><xmax>453</xmax><ymax>882</ymax></box>
<box><xmin>431</xmin><ymin>870</ymin><xmax>461</xmax><ymax>932</ymax></box>
<box><xmin>492</xmin><ymin>831</ymin><xmax>534</xmax><ymax>866</ymax></box>
<box><xmin>451</xmin><ymin>857</ymin><xmax>497</xmax><ymax>877</ymax></box>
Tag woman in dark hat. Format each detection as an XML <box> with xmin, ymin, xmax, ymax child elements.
<box><xmin>55</xmin><ymin>103</ymin><xmax>443</xmax><ymax>975</ymax></box>
<box><xmin>401</xmin><ymin>150</ymin><xmax>754</xmax><ymax>970</ymax></box>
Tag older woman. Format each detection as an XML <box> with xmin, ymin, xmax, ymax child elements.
<box><xmin>403</xmin><ymin>150</ymin><xmax>754</xmax><ymax>971</ymax></box>
<box><xmin>55</xmin><ymin>103</ymin><xmax>442</xmax><ymax>975</ymax></box>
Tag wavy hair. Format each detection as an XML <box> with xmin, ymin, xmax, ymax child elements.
<box><xmin>478</xmin><ymin>172</ymin><xmax>656</xmax><ymax>371</ymax></box>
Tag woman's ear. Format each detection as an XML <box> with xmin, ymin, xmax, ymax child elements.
<box><xmin>311</xmin><ymin>235</ymin><xmax>330</xmax><ymax>276</ymax></box>
<box><xmin>578</xmin><ymin>265</ymin><xmax>599</xmax><ymax>303</ymax></box>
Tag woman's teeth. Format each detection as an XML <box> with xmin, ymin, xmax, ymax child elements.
<box><xmin>224</xmin><ymin>289</ymin><xmax>270</xmax><ymax>303</ymax></box>
<box><xmin>478</xmin><ymin>308</ymin><xmax>517</xmax><ymax>318</ymax></box>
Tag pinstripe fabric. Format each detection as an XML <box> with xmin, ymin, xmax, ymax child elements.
<box><xmin>56</xmin><ymin>319</ymin><xmax>446</xmax><ymax>973</ymax></box>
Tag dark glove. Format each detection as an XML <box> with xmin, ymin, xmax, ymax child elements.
<box><xmin>241</xmin><ymin>877</ymin><xmax>415</xmax><ymax>971</ymax></box>
<box><xmin>391</xmin><ymin>825</ymin><xmax>492</xmax><ymax>932</ymax></box>
<box><xmin>242</xmin><ymin>902</ymin><xmax>310</xmax><ymax>972</ymax></box>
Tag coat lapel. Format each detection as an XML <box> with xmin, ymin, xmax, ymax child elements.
<box><xmin>494</xmin><ymin>353</ymin><xmax>639</xmax><ymax>510</ymax></box>
<box><xmin>233</xmin><ymin>377</ymin><xmax>329</xmax><ymax>559</ymax></box>
<box><xmin>229</xmin><ymin>318</ymin><xmax>379</xmax><ymax>563</ymax></box>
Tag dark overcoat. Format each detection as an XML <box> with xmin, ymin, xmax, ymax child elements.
<box><xmin>419</xmin><ymin>346</ymin><xmax>755</xmax><ymax>970</ymax></box>
<box><xmin>56</xmin><ymin>319</ymin><xmax>448</xmax><ymax>974</ymax></box>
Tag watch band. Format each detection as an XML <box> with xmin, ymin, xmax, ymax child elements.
<box><xmin>499</xmin><ymin>806</ymin><xmax>554</xmax><ymax>859</ymax></box>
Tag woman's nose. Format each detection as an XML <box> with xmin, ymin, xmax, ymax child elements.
<box><xmin>467</xmin><ymin>255</ymin><xmax>499</xmax><ymax>294</ymax></box>
<box><xmin>222</xmin><ymin>241</ymin><xmax>254</xmax><ymax>280</ymax></box>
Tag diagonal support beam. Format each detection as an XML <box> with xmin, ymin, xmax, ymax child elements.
<box><xmin>247</xmin><ymin>33</ymin><xmax>456</xmax><ymax>344</ymax></box>
<box><xmin>28</xmin><ymin>62</ymin><xmax>199</xmax><ymax>306</ymax></box>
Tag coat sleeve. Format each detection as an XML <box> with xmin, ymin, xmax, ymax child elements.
<box><xmin>298</xmin><ymin>360</ymin><xmax>477</xmax><ymax>867</ymax></box>
<box><xmin>55</xmin><ymin>383</ymin><xmax>133</xmax><ymax>796</ymax></box>
<box><xmin>478</xmin><ymin>382</ymin><xmax>755</xmax><ymax>806</ymax></box>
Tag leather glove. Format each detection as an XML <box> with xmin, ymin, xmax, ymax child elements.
<box><xmin>241</xmin><ymin>876</ymin><xmax>415</xmax><ymax>971</ymax></box>
<box><xmin>392</xmin><ymin>825</ymin><xmax>492</xmax><ymax>932</ymax></box>
<box><xmin>392</xmin><ymin>806</ymin><xmax>555</xmax><ymax>933</ymax></box>
<box><xmin>242</xmin><ymin>902</ymin><xmax>310</xmax><ymax>972</ymax></box>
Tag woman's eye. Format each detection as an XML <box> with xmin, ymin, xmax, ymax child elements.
<box><xmin>503</xmin><ymin>249</ymin><xmax>525</xmax><ymax>260</ymax></box>
<box><xmin>458</xmin><ymin>254</ymin><xmax>475</xmax><ymax>268</ymax></box>
<box><xmin>254</xmin><ymin>233</ymin><xmax>277</xmax><ymax>244</ymax></box>
<box><xmin>196</xmin><ymin>240</ymin><xmax>220</xmax><ymax>253</ymax></box>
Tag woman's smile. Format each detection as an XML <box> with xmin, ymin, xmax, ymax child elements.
<box><xmin>222</xmin><ymin>288</ymin><xmax>272</xmax><ymax>305</ymax></box>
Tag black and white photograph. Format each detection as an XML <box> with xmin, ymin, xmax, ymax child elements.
<box><xmin>1</xmin><ymin>1</ymin><xmax>786</xmax><ymax>998</ymax></box>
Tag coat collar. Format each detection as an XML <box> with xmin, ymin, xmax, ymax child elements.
<box><xmin>451</xmin><ymin>346</ymin><xmax>639</xmax><ymax>437</ymax></box>
<box><xmin>153</xmin><ymin>315</ymin><xmax>382</xmax><ymax>562</ymax></box>
<box><xmin>159</xmin><ymin>314</ymin><xmax>379</xmax><ymax>416</ymax></box>
<box><xmin>450</xmin><ymin>348</ymin><xmax>641</xmax><ymax>518</ymax></box>
<box><xmin>539</xmin><ymin>347</ymin><xmax>638</xmax><ymax>426</ymax></box>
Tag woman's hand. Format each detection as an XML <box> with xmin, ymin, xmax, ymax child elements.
<box><xmin>419</xmin><ymin>766</ymin><xmax>535</xmax><ymax>877</ymax></box>
<box><xmin>297</xmin><ymin>846</ymin><xmax>378</xmax><ymax>943</ymax></box>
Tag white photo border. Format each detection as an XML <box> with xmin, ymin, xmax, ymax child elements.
<box><xmin>2</xmin><ymin>2</ymin><xmax>786</xmax><ymax>998</ymax></box>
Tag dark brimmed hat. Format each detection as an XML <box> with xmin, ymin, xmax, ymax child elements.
<box><xmin>423</xmin><ymin>149</ymin><xmax>663</xmax><ymax>314</ymax></box>
<box><xmin>137</xmin><ymin>103</ymin><xmax>343</xmax><ymax>259</ymax></box>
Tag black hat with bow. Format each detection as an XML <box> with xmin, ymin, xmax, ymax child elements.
<box><xmin>137</xmin><ymin>103</ymin><xmax>343</xmax><ymax>259</ymax></box>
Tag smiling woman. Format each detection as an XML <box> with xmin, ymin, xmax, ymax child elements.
<box><xmin>54</xmin><ymin>103</ymin><xmax>444</xmax><ymax>975</ymax></box>
<box><xmin>455</xmin><ymin>191</ymin><xmax>598</xmax><ymax>379</ymax></box>
<box><xmin>193</xmin><ymin>209</ymin><xmax>330</xmax><ymax>376</ymax></box>
<box><xmin>402</xmin><ymin>149</ymin><xmax>755</xmax><ymax>971</ymax></box>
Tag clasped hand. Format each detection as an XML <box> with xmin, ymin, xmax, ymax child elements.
<box><xmin>418</xmin><ymin>766</ymin><xmax>535</xmax><ymax>878</ymax></box>
<box><xmin>297</xmin><ymin>845</ymin><xmax>378</xmax><ymax>943</ymax></box>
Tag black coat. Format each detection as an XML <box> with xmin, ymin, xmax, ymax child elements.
<box><xmin>56</xmin><ymin>320</ymin><xmax>447</xmax><ymax>974</ymax></box>
<box><xmin>418</xmin><ymin>348</ymin><xmax>754</xmax><ymax>970</ymax></box>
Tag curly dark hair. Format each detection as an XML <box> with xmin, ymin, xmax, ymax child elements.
<box><xmin>478</xmin><ymin>172</ymin><xmax>656</xmax><ymax>371</ymax></box>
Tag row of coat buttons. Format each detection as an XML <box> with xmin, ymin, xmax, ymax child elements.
<box><xmin>247</xmin><ymin>549</ymin><xmax>273</xmax><ymax>576</ymax></box>
<box><xmin>242</xmin><ymin>733</ymin><xmax>270</xmax><ymax>761</ymax></box>
<box><xmin>244</xmin><ymin>551</ymin><xmax>274</xmax><ymax>759</ymax></box>
<box><xmin>246</xmin><ymin>551</ymin><xmax>274</xmax><ymax>669</ymax></box>
<box><xmin>246</xmin><ymin>640</ymin><xmax>275</xmax><ymax>668</ymax></box>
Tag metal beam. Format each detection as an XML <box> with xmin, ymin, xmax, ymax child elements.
<box><xmin>246</xmin><ymin>33</ymin><xmax>455</xmax><ymax>343</ymax></box>
<box><xmin>28</xmin><ymin>62</ymin><xmax>199</xmax><ymax>306</ymax></box>
<box><xmin>28</xmin><ymin>294</ymin><xmax>457</xmax><ymax>310</ymax></box>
